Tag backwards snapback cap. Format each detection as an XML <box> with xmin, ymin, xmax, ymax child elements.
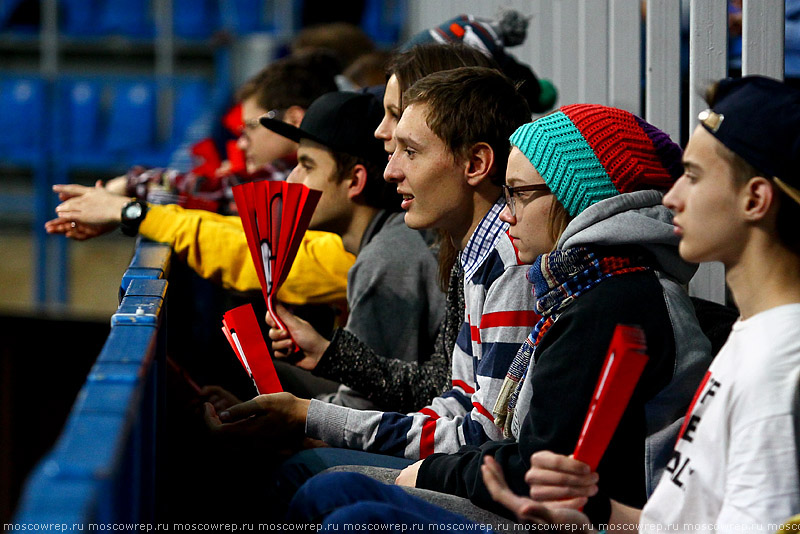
<box><xmin>260</xmin><ymin>91</ymin><xmax>386</xmax><ymax>167</ymax></box>
<box><xmin>698</xmin><ymin>75</ymin><xmax>800</xmax><ymax>205</ymax></box>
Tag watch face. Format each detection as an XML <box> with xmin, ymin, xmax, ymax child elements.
<box><xmin>125</xmin><ymin>203</ymin><xmax>143</xmax><ymax>220</ymax></box>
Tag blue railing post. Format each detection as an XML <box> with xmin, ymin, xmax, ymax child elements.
<box><xmin>11</xmin><ymin>240</ymin><xmax>171</xmax><ymax>525</ymax></box>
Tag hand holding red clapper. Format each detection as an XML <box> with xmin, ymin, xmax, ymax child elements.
<box><xmin>221</xmin><ymin>181</ymin><xmax>321</xmax><ymax>391</ymax></box>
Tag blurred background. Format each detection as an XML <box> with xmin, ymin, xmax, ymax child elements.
<box><xmin>0</xmin><ymin>0</ymin><xmax>410</xmax><ymax>320</ymax></box>
<box><xmin>0</xmin><ymin>0</ymin><xmax>407</xmax><ymax>520</ymax></box>
<box><xmin>0</xmin><ymin>0</ymin><xmax>557</xmax><ymax>522</ymax></box>
<box><xmin>0</xmin><ymin>0</ymin><xmax>565</xmax><ymax>319</ymax></box>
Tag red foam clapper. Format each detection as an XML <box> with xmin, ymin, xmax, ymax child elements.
<box><xmin>221</xmin><ymin>303</ymin><xmax>283</xmax><ymax>394</ymax></box>
<box><xmin>231</xmin><ymin>181</ymin><xmax>321</xmax><ymax>347</ymax></box>
<box><xmin>572</xmin><ymin>324</ymin><xmax>648</xmax><ymax>471</ymax></box>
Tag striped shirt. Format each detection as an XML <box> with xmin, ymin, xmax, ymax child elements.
<box><xmin>306</xmin><ymin>202</ymin><xmax>539</xmax><ymax>459</ymax></box>
<box><xmin>461</xmin><ymin>199</ymin><xmax>508</xmax><ymax>281</ymax></box>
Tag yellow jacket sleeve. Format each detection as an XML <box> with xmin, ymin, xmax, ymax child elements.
<box><xmin>138</xmin><ymin>204</ymin><xmax>353</xmax><ymax>306</ymax></box>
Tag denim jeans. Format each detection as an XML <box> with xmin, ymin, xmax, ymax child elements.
<box><xmin>287</xmin><ymin>471</ymin><xmax>494</xmax><ymax>533</ymax></box>
<box><xmin>271</xmin><ymin>447</ymin><xmax>415</xmax><ymax>518</ymax></box>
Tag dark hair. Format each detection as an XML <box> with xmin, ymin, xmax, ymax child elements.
<box><xmin>500</xmin><ymin>53</ymin><xmax>549</xmax><ymax>114</ymax></box>
<box><xmin>775</xmin><ymin>189</ymin><xmax>800</xmax><ymax>256</ymax></box>
<box><xmin>344</xmin><ymin>50</ymin><xmax>394</xmax><ymax>88</ymax></box>
<box><xmin>404</xmin><ymin>67</ymin><xmax>531</xmax><ymax>185</ymax></box>
<box><xmin>290</xmin><ymin>22</ymin><xmax>375</xmax><ymax>69</ymax></box>
<box><xmin>388</xmin><ymin>44</ymin><xmax>499</xmax><ymax>290</ymax></box>
<box><xmin>330</xmin><ymin>151</ymin><xmax>401</xmax><ymax>212</ymax></box>
<box><xmin>705</xmin><ymin>81</ymin><xmax>800</xmax><ymax>255</ymax></box>
<box><xmin>405</xmin><ymin>67</ymin><xmax>530</xmax><ymax>288</ymax></box>
<box><xmin>235</xmin><ymin>51</ymin><xmax>341</xmax><ymax>111</ymax></box>
<box><xmin>713</xmin><ymin>140</ymin><xmax>800</xmax><ymax>255</ymax></box>
<box><xmin>388</xmin><ymin>43</ymin><xmax>497</xmax><ymax>109</ymax></box>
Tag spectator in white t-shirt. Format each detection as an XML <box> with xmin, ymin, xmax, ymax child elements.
<box><xmin>482</xmin><ymin>75</ymin><xmax>800</xmax><ymax>532</ymax></box>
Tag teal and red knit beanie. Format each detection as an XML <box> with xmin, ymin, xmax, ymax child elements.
<box><xmin>509</xmin><ymin>104</ymin><xmax>683</xmax><ymax>217</ymax></box>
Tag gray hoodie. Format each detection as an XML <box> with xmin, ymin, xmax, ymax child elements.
<box><xmin>514</xmin><ymin>189</ymin><xmax>712</xmax><ymax>495</ymax></box>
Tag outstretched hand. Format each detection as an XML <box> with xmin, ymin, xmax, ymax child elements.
<box><xmin>44</xmin><ymin>217</ymin><xmax>115</xmax><ymax>240</ymax></box>
<box><xmin>45</xmin><ymin>180</ymin><xmax>129</xmax><ymax>240</ymax></box>
<box><xmin>481</xmin><ymin>454</ymin><xmax>596</xmax><ymax>530</ymax></box>
<box><xmin>53</xmin><ymin>180</ymin><xmax>130</xmax><ymax>226</ymax></box>
<box><xmin>266</xmin><ymin>304</ymin><xmax>331</xmax><ymax>370</ymax></box>
<box><xmin>202</xmin><ymin>391</ymin><xmax>310</xmax><ymax>445</ymax></box>
<box><xmin>199</xmin><ymin>385</ymin><xmax>242</xmax><ymax>413</ymax></box>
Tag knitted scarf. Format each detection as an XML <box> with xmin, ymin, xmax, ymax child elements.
<box><xmin>492</xmin><ymin>246</ymin><xmax>651</xmax><ymax>437</ymax></box>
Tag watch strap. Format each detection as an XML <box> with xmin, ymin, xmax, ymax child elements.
<box><xmin>120</xmin><ymin>199</ymin><xmax>148</xmax><ymax>237</ymax></box>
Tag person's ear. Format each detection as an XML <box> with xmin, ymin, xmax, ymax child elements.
<box><xmin>741</xmin><ymin>176</ymin><xmax>775</xmax><ymax>222</ymax></box>
<box><xmin>347</xmin><ymin>164</ymin><xmax>369</xmax><ymax>200</ymax></box>
<box><xmin>283</xmin><ymin>106</ymin><xmax>305</xmax><ymax>127</ymax></box>
<box><xmin>464</xmin><ymin>142</ymin><xmax>495</xmax><ymax>186</ymax></box>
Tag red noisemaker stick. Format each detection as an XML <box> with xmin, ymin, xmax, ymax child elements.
<box><xmin>572</xmin><ymin>324</ymin><xmax>649</xmax><ymax>472</ymax></box>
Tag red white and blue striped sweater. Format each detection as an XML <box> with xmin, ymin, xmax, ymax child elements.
<box><xmin>305</xmin><ymin>200</ymin><xmax>539</xmax><ymax>460</ymax></box>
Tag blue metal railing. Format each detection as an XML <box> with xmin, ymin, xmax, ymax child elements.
<box><xmin>10</xmin><ymin>240</ymin><xmax>171</xmax><ymax>526</ymax></box>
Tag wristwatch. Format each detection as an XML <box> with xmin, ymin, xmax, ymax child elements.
<box><xmin>120</xmin><ymin>199</ymin><xmax>148</xmax><ymax>236</ymax></box>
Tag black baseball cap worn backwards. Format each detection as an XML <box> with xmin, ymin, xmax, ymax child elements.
<box><xmin>260</xmin><ymin>91</ymin><xmax>386</xmax><ymax>167</ymax></box>
<box><xmin>699</xmin><ymin>75</ymin><xmax>800</xmax><ymax>205</ymax></box>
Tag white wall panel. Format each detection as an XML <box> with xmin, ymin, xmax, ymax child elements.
<box><xmin>579</xmin><ymin>0</ymin><xmax>609</xmax><ymax>104</ymax></box>
<box><xmin>742</xmin><ymin>0</ymin><xmax>785</xmax><ymax>79</ymax></box>
<box><xmin>645</xmin><ymin>0</ymin><xmax>681</xmax><ymax>143</ymax></box>
<box><xmin>687</xmin><ymin>0</ymin><xmax>728</xmax><ymax>304</ymax></box>
<box><xmin>609</xmin><ymin>0</ymin><xmax>642</xmax><ymax>114</ymax></box>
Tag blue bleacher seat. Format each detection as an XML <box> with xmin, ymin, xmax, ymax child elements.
<box><xmin>59</xmin><ymin>0</ymin><xmax>104</xmax><ymax>37</ymax></box>
<box><xmin>0</xmin><ymin>76</ymin><xmax>47</xmax><ymax>162</ymax></box>
<box><xmin>226</xmin><ymin>0</ymin><xmax>265</xmax><ymax>34</ymax></box>
<box><xmin>170</xmin><ymin>78</ymin><xmax>212</xmax><ymax>144</ymax></box>
<box><xmin>54</xmin><ymin>77</ymin><xmax>116</xmax><ymax>168</ymax></box>
<box><xmin>99</xmin><ymin>0</ymin><xmax>153</xmax><ymax>38</ymax></box>
<box><xmin>361</xmin><ymin>0</ymin><xmax>406</xmax><ymax>47</ymax></box>
<box><xmin>66</xmin><ymin>80</ymin><xmax>103</xmax><ymax>154</ymax></box>
<box><xmin>53</xmin><ymin>76</ymin><xmax>214</xmax><ymax>170</ymax></box>
<box><xmin>174</xmin><ymin>0</ymin><xmax>218</xmax><ymax>39</ymax></box>
<box><xmin>105</xmin><ymin>80</ymin><xmax>157</xmax><ymax>156</ymax></box>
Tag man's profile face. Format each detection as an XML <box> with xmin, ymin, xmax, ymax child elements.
<box><xmin>384</xmin><ymin>103</ymin><xmax>472</xmax><ymax>236</ymax></box>
<box><xmin>287</xmin><ymin>139</ymin><xmax>350</xmax><ymax>235</ymax></box>
<box><xmin>237</xmin><ymin>97</ymin><xmax>298</xmax><ymax>173</ymax></box>
<box><xmin>663</xmin><ymin>125</ymin><xmax>746</xmax><ymax>267</ymax></box>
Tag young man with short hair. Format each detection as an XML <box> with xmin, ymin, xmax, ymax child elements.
<box><xmin>206</xmin><ymin>68</ymin><xmax>537</xmax><ymax>480</ymax></box>
<box><xmin>234</xmin><ymin>50</ymin><xmax>342</xmax><ymax>176</ymax></box>
<box><xmin>480</xmin><ymin>76</ymin><xmax>800</xmax><ymax>532</ymax></box>
<box><xmin>260</xmin><ymin>90</ymin><xmax>445</xmax><ymax>409</ymax></box>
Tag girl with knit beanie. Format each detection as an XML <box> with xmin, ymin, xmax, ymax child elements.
<box><xmin>282</xmin><ymin>105</ymin><xmax>714</xmax><ymax>531</ymax></box>
<box><xmin>407</xmin><ymin>104</ymin><xmax>712</xmax><ymax>519</ymax></box>
<box><xmin>486</xmin><ymin>77</ymin><xmax>800</xmax><ymax>532</ymax></box>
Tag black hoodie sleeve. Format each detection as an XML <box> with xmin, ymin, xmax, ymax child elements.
<box><xmin>416</xmin><ymin>272</ymin><xmax>675</xmax><ymax>517</ymax></box>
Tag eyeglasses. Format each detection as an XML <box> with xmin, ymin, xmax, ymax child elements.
<box><xmin>239</xmin><ymin>109</ymin><xmax>285</xmax><ymax>136</ymax></box>
<box><xmin>260</xmin><ymin>109</ymin><xmax>285</xmax><ymax>121</ymax></box>
<box><xmin>502</xmin><ymin>183</ymin><xmax>551</xmax><ymax>217</ymax></box>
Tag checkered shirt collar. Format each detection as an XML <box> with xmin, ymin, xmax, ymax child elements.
<box><xmin>460</xmin><ymin>197</ymin><xmax>508</xmax><ymax>280</ymax></box>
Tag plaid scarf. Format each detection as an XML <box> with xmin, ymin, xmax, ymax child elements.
<box><xmin>492</xmin><ymin>246</ymin><xmax>651</xmax><ymax>437</ymax></box>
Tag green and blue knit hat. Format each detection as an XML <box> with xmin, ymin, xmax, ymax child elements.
<box><xmin>509</xmin><ymin>104</ymin><xmax>683</xmax><ymax>217</ymax></box>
